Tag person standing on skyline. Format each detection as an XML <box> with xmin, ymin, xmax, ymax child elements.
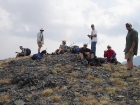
<box><xmin>124</xmin><ymin>23</ymin><xmax>138</xmax><ymax>75</ymax></box>
<box><xmin>87</xmin><ymin>24</ymin><xmax>97</xmax><ymax>57</ymax></box>
<box><xmin>37</xmin><ymin>28</ymin><xmax>44</xmax><ymax>53</ymax></box>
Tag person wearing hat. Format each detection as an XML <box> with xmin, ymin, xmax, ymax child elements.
<box><xmin>87</xmin><ymin>24</ymin><xmax>97</xmax><ymax>57</ymax></box>
<box><xmin>37</xmin><ymin>28</ymin><xmax>44</xmax><ymax>53</ymax></box>
<box><xmin>104</xmin><ymin>45</ymin><xmax>117</xmax><ymax>63</ymax></box>
<box><xmin>124</xmin><ymin>23</ymin><xmax>138</xmax><ymax>72</ymax></box>
<box><xmin>54</xmin><ymin>40</ymin><xmax>67</xmax><ymax>54</ymax></box>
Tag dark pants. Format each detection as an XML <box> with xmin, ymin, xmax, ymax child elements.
<box><xmin>91</xmin><ymin>42</ymin><xmax>97</xmax><ymax>56</ymax></box>
<box><xmin>26</xmin><ymin>49</ymin><xmax>31</xmax><ymax>55</ymax></box>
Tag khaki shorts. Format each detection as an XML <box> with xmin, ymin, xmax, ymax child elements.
<box><xmin>125</xmin><ymin>52</ymin><xmax>134</xmax><ymax>61</ymax></box>
<box><xmin>37</xmin><ymin>42</ymin><xmax>43</xmax><ymax>47</ymax></box>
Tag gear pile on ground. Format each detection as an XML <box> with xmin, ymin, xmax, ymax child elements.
<box><xmin>0</xmin><ymin>54</ymin><xmax>140</xmax><ymax>105</ymax></box>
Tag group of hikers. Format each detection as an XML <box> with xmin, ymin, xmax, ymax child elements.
<box><xmin>15</xmin><ymin>23</ymin><xmax>139</xmax><ymax>71</ymax></box>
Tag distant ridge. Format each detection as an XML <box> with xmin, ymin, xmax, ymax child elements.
<box><xmin>122</xmin><ymin>56</ymin><xmax>140</xmax><ymax>66</ymax></box>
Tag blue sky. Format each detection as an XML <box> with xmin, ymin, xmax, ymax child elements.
<box><xmin>0</xmin><ymin>0</ymin><xmax>140</xmax><ymax>62</ymax></box>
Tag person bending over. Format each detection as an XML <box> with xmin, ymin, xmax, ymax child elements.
<box><xmin>55</xmin><ymin>40</ymin><xmax>67</xmax><ymax>54</ymax></box>
<box><xmin>15</xmin><ymin>46</ymin><xmax>31</xmax><ymax>58</ymax></box>
<box><xmin>104</xmin><ymin>45</ymin><xmax>117</xmax><ymax>63</ymax></box>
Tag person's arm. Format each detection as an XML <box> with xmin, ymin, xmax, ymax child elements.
<box><xmin>23</xmin><ymin>49</ymin><xmax>26</xmax><ymax>56</ymax></box>
<box><xmin>91</xmin><ymin>34</ymin><xmax>97</xmax><ymax>37</ymax></box>
<box><xmin>37</xmin><ymin>33</ymin><xmax>41</xmax><ymax>42</ymax></box>
<box><xmin>129</xmin><ymin>31</ymin><xmax>138</xmax><ymax>53</ymax></box>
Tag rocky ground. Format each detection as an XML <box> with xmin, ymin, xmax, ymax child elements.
<box><xmin>0</xmin><ymin>53</ymin><xmax>140</xmax><ymax>105</ymax></box>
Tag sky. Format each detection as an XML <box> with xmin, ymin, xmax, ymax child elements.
<box><xmin>0</xmin><ymin>0</ymin><xmax>140</xmax><ymax>62</ymax></box>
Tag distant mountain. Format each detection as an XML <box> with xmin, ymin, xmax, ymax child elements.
<box><xmin>122</xmin><ymin>56</ymin><xmax>140</xmax><ymax>66</ymax></box>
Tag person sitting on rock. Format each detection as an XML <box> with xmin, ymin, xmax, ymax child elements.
<box><xmin>55</xmin><ymin>40</ymin><xmax>67</xmax><ymax>54</ymax></box>
<box><xmin>15</xmin><ymin>46</ymin><xmax>31</xmax><ymax>58</ymax></box>
<box><xmin>79</xmin><ymin>43</ymin><xmax>94</xmax><ymax>65</ymax></box>
<box><xmin>104</xmin><ymin>45</ymin><xmax>117</xmax><ymax>63</ymax></box>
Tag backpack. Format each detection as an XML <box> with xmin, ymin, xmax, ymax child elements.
<box><xmin>31</xmin><ymin>54</ymin><xmax>42</xmax><ymax>60</ymax></box>
<box><xmin>31</xmin><ymin>50</ymin><xmax>46</xmax><ymax>60</ymax></box>
<box><xmin>87</xmin><ymin>57</ymin><xmax>102</xmax><ymax>66</ymax></box>
<box><xmin>71</xmin><ymin>46</ymin><xmax>80</xmax><ymax>54</ymax></box>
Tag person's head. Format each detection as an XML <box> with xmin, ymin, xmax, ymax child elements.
<box><xmin>83</xmin><ymin>43</ymin><xmax>88</xmax><ymax>48</ymax></box>
<box><xmin>91</xmin><ymin>24</ymin><xmax>95</xmax><ymax>30</ymax></box>
<box><xmin>126</xmin><ymin>23</ymin><xmax>132</xmax><ymax>31</ymax></box>
<box><xmin>107</xmin><ymin>45</ymin><xmax>111</xmax><ymax>50</ymax></box>
<box><xmin>41</xmin><ymin>50</ymin><xmax>46</xmax><ymax>55</ymax></box>
<box><xmin>19</xmin><ymin>46</ymin><xmax>23</xmax><ymax>50</ymax></box>
<box><xmin>40</xmin><ymin>28</ymin><xmax>44</xmax><ymax>33</ymax></box>
<box><xmin>62</xmin><ymin>40</ymin><xmax>66</xmax><ymax>45</ymax></box>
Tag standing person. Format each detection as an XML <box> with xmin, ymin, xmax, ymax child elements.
<box><xmin>124</xmin><ymin>23</ymin><xmax>138</xmax><ymax>72</ymax></box>
<box><xmin>87</xmin><ymin>24</ymin><xmax>97</xmax><ymax>57</ymax></box>
<box><xmin>37</xmin><ymin>28</ymin><xmax>44</xmax><ymax>53</ymax></box>
<box><xmin>15</xmin><ymin>46</ymin><xmax>31</xmax><ymax>58</ymax></box>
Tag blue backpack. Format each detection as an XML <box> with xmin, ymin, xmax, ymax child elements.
<box><xmin>71</xmin><ymin>46</ymin><xmax>80</xmax><ymax>54</ymax></box>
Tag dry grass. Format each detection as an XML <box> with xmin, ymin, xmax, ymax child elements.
<box><xmin>53</xmin><ymin>87</ymin><xmax>59</xmax><ymax>91</ymax></box>
<box><xmin>0</xmin><ymin>94</ymin><xmax>11</xmax><ymax>103</ymax></box>
<box><xmin>106</xmin><ymin>87</ymin><xmax>116</xmax><ymax>94</ymax></box>
<box><xmin>41</xmin><ymin>89</ymin><xmax>53</xmax><ymax>97</ymax></box>
<box><xmin>86</xmin><ymin>75</ymin><xmax>94</xmax><ymax>80</ymax></box>
<box><xmin>111</xmin><ymin>72</ymin><xmax>123</xmax><ymax>77</ymax></box>
<box><xmin>52</xmin><ymin>95</ymin><xmax>61</xmax><ymax>102</ymax></box>
<box><xmin>65</xmin><ymin>65</ymin><xmax>73</xmax><ymax>69</ymax></box>
<box><xmin>83</xmin><ymin>99</ymin><xmax>99</xmax><ymax>105</ymax></box>
<box><xmin>60</xmin><ymin>66</ymin><xmax>65</xmax><ymax>71</ymax></box>
<box><xmin>27</xmin><ymin>94</ymin><xmax>33</xmax><ymax>101</ymax></box>
<box><xmin>93</xmin><ymin>78</ymin><xmax>102</xmax><ymax>84</ymax></box>
<box><xmin>51</xmin><ymin>70</ymin><xmax>57</xmax><ymax>74</ymax></box>
<box><xmin>60</xmin><ymin>86</ymin><xmax>67</xmax><ymax>91</ymax></box>
<box><xmin>55</xmin><ymin>64</ymin><xmax>62</xmax><ymax>67</ymax></box>
<box><xmin>136</xmin><ymin>100</ymin><xmax>140</xmax><ymax>104</ymax></box>
<box><xmin>109</xmin><ymin>77</ymin><xmax>128</xmax><ymax>86</ymax></box>
<box><xmin>102</xmin><ymin>64</ymin><xmax>112</xmax><ymax>71</ymax></box>
<box><xmin>0</xmin><ymin>79</ymin><xmax>11</xmax><ymax>85</ymax></box>
<box><xmin>99</xmin><ymin>97</ymin><xmax>110</xmax><ymax>105</ymax></box>
<box><xmin>70</xmin><ymin>72</ymin><xmax>78</xmax><ymax>78</ymax></box>
<box><xmin>79</xmin><ymin>96</ymin><xmax>86</xmax><ymax>102</ymax></box>
<box><xmin>115</xmin><ymin>86</ymin><xmax>126</xmax><ymax>91</ymax></box>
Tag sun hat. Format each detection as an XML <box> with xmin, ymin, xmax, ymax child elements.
<box><xmin>40</xmin><ymin>28</ymin><xmax>44</xmax><ymax>31</ymax></box>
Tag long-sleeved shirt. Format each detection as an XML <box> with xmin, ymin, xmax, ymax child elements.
<box><xmin>37</xmin><ymin>32</ymin><xmax>44</xmax><ymax>44</ymax></box>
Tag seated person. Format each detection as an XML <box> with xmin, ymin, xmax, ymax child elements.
<box><xmin>79</xmin><ymin>43</ymin><xmax>94</xmax><ymax>61</ymax></box>
<box><xmin>15</xmin><ymin>46</ymin><xmax>31</xmax><ymax>58</ymax></box>
<box><xmin>104</xmin><ymin>45</ymin><xmax>117</xmax><ymax>63</ymax></box>
<box><xmin>55</xmin><ymin>40</ymin><xmax>67</xmax><ymax>54</ymax></box>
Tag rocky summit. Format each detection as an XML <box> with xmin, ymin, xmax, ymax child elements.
<box><xmin>0</xmin><ymin>53</ymin><xmax>140</xmax><ymax>105</ymax></box>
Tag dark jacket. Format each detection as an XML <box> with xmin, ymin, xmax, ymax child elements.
<box><xmin>124</xmin><ymin>29</ymin><xmax>138</xmax><ymax>55</ymax></box>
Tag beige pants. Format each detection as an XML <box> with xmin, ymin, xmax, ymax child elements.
<box><xmin>37</xmin><ymin>42</ymin><xmax>43</xmax><ymax>47</ymax></box>
<box><xmin>125</xmin><ymin>52</ymin><xmax>134</xmax><ymax>61</ymax></box>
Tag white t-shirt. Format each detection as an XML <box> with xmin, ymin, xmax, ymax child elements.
<box><xmin>91</xmin><ymin>29</ymin><xmax>97</xmax><ymax>42</ymax></box>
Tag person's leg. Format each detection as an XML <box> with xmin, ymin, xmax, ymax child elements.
<box><xmin>91</xmin><ymin>42</ymin><xmax>97</xmax><ymax>56</ymax></box>
<box><xmin>125</xmin><ymin>52</ymin><xmax>134</xmax><ymax>69</ymax></box>
<box><xmin>38</xmin><ymin>42</ymin><xmax>42</xmax><ymax>53</ymax></box>
<box><xmin>79</xmin><ymin>52</ymin><xmax>84</xmax><ymax>60</ymax></box>
<box><xmin>16</xmin><ymin>53</ymin><xmax>19</xmax><ymax>58</ymax></box>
